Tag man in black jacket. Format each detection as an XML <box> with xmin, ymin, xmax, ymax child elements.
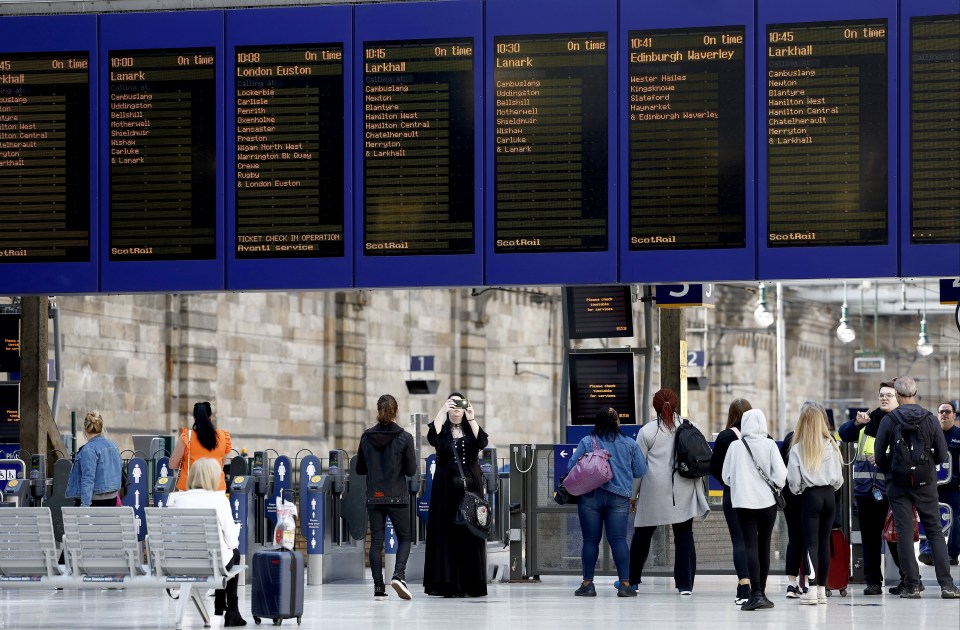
<box><xmin>875</xmin><ymin>376</ymin><xmax>960</xmax><ymax>599</ymax></box>
<box><xmin>356</xmin><ymin>394</ymin><xmax>418</xmax><ymax>601</ymax></box>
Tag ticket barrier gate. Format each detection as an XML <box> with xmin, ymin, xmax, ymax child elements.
<box><xmin>321</xmin><ymin>449</ymin><xmax>365</xmax><ymax>582</ymax></box>
<box><xmin>230</xmin><ymin>464</ymin><xmax>258</xmax><ymax>587</ymax></box>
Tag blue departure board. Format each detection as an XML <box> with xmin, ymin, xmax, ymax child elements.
<box><xmin>900</xmin><ymin>1</ymin><xmax>960</xmax><ymax>278</ymax></box>
<box><xmin>485</xmin><ymin>0</ymin><xmax>618</xmax><ymax>285</ymax></box>
<box><xmin>757</xmin><ymin>0</ymin><xmax>898</xmax><ymax>280</ymax></box>
<box><xmin>0</xmin><ymin>15</ymin><xmax>98</xmax><ymax>295</ymax></box>
<box><xmin>99</xmin><ymin>11</ymin><xmax>225</xmax><ymax>292</ymax></box>
<box><xmin>226</xmin><ymin>6</ymin><xmax>353</xmax><ymax>290</ymax></box>
<box><xmin>354</xmin><ymin>0</ymin><xmax>483</xmax><ymax>288</ymax></box>
<box><xmin>619</xmin><ymin>0</ymin><xmax>755</xmax><ymax>284</ymax></box>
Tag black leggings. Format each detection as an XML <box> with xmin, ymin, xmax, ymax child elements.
<box><xmin>736</xmin><ymin>506</ymin><xmax>778</xmax><ymax>594</ymax></box>
<box><xmin>801</xmin><ymin>486</ymin><xmax>836</xmax><ymax>587</ymax></box>
<box><xmin>721</xmin><ymin>491</ymin><xmax>749</xmax><ymax>580</ymax></box>
<box><xmin>629</xmin><ymin>519</ymin><xmax>696</xmax><ymax>591</ymax></box>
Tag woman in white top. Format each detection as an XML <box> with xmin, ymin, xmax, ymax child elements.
<box><xmin>723</xmin><ymin>408</ymin><xmax>787</xmax><ymax>611</ymax></box>
<box><xmin>168</xmin><ymin>458</ymin><xmax>246</xmax><ymax>627</ymax></box>
<box><xmin>786</xmin><ymin>402</ymin><xmax>844</xmax><ymax>605</ymax></box>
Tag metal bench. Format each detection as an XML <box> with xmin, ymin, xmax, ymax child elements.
<box><xmin>145</xmin><ymin>507</ymin><xmax>245</xmax><ymax>630</ymax></box>
<box><xmin>0</xmin><ymin>506</ymin><xmax>68</xmax><ymax>586</ymax></box>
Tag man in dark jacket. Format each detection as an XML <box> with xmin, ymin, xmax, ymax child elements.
<box><xmin>355</xmin><ymin>394</ymin><xmax>418</xmax><ymax>601</ymax></box>
<box><xmin>918</xmin><ymin>401</ymin><xmax>960</xmax><ymax>566</ymax></box>
<box><xmin>875</xmin><ymin>376</ymin><xmax>960</xmax><ymax>599</ymax></box>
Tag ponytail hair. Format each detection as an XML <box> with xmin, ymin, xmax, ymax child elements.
<box><xmin>192</xmin><ymin>401</ymin><xmax>218</xmax><ymax>451</ymax></box>
<box><xmin>377</xmin><ymin>394</ymin><xmax>398</xmax><ymax>426</ymax></box>
<box><xmin>653</xmin><ymin>388</ymin><xmax>679</xmax><ymax>431</ymax></box>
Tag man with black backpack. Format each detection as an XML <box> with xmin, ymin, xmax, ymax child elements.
<box><xmin>874</xmin><ymin>376</ymin><xmax>960</xmax><ymax>599</ymax></box>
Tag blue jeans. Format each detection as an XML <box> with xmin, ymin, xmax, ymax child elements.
<box><xmin>577</xmin><ymin>487</ymin><xmax>631</xmax><ymax>581</ymax></box>
<box><xmin>918</xmin><ymin>489</ymin><xmax>960</xmax><ymax>560</ymax></box>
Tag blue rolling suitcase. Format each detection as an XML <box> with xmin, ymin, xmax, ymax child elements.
<box><xmin>251</xmin><ymin>548</ymin><xmax>304</xmax><ymax>626</ymax></box>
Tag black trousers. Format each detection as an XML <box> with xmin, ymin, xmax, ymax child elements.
<box><xmin>888</xmin><ymin>484</ymin><xmax>955</xmax><ymax>589</ymax></box>
<box><xmin>800</xmin><ymin>486</ymin><xmax>836</xmax><ymax>587</ymax></box>
<box><xmin>855</xmin><ymin>494</ymin><xmax>900</xmax><ymax>587</ymax></box>
<box><xmin>735</xmin><ymin>506</ymin><xmax>778</xmax><ymax>594</ymax></box>
<box><xmin>368</xmin><ymin>504</ymin><xmax>412</xmax><ymax>587</ymax></box>
<box><xmin>721</xmin><ymin>491</ymin><xmax>749</xmax><ymax>580</ymax></box>
<box><xmin>629</xmin><ymin>518</ymin><xmax>696</xmax><ymax>591</ymax></box>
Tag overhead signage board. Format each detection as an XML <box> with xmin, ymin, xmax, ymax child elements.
<box><xmin>568</xmin><ymin>352</ymin><xmax>636</xmax><ymax>425</ymax></box>
<box><xmin>0</xmin><ymin>15</ymin><xmax>98</xmax><ymax>295</ymax></box>
<box><xmin>225</xmin><ymin>6</ymin><xmax>352</xmax><ymax>290</ymax></box>
<box><xmin>99</xmin><ymin>11</ymin><xmax>225</xmax><ymax>292</ymax></box>
<box><xmin>485</xmin><ymin>0</ymin><xmax>618</xmax><ymax>285</ymax></box>
<box><xmin>900</xmin><ymin>3</ymin><xmax>960</xmax><ymax>278</ymax></box>
<box><xmin>757</xmin><ymin>0</ymin><xmax>898</xmax><ymax>280</ymax></box>
<box><xmin>619</xmin><ymin>0</ymin><xmax>756</xmax><ymax>283</ymax></box>
<box><xmin>656</xmin><ymin>283</ymin><xmax>715</xmax><ymax>308</ymax></box>
<box><xmin>0</xmin><ymin>314</ymin><xmax>20</xmax><ymax>373</ymax></box>
<box><xmin>564</xmin><ymin>285</ymin><xmax>633</xmax><ymax>339</ymax></box>
<box><xmin>354</xmin><ymin>0</ymin><xmax>483</xmax><ymax>287</ymax></box>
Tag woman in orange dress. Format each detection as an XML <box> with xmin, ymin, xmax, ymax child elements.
<box><xmin>169</xmin><ymin>401</ymin><xmax>232</xmax><ymax>492</ymax></box>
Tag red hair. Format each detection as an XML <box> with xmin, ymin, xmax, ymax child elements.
<box><xmin>653</xmin><ymin>389</ymin><xmax>679</xmax><ymax>431</ymax></box>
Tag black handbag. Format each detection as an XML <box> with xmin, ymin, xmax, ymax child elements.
<box><xmin>452</xmin><ymin>443</ymin><xmax>492</xmax><ymax>539</ymax></box>
<box><xmin>553</xmin><ymin>471</ymin><xmax>579</xmax><ymax>505</ymax></box>
<box><xmin>741</xmin><ymin>439</ymin><xmax>786</xmax><ymax>511</ymax></box>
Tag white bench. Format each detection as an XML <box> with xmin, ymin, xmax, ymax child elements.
<box><xmin>0</xmin><ymin>506</ymin><xmax>243</xmax><ymax>630</ymax></box>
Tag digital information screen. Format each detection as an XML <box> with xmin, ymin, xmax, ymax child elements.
<box><xmin>234</xmin><ymin>44</ymin><xmax>345</xmax><ymax>259</ymax></box>
<box><xmin>569</xmin><ymin>352</ymin><xmax>636</xmax><ymax>425</ymax></box>
<box><xmin>564</xmin><ymin>285</ymin><xmax>633</xmax><ymax>339</ymax></box>
<box><xmin>766</xmin><ymin>21</ymin><xmax>888</xmax><ymax>247</ymax></box>
<box><xmin>493</xmin><ymin>34</ymin><xmax>608</xmax><ymax>253</ymax></box>
<box><xmin>0</xmin><ymin>314</ymin><xmax>19</xmax><ymax>373</ymax></box>
<box><xmin>910</xmin><ymin>14</ymin><xmax>960</xmax><ymax>245</ymax></box>
<box><xmin>362</xmin><ymin>38</ymin><xmax>475</xmax><ymax>256</ymax></box>
<box><xmin>628</xmin><ymin>27</ymin><xmax>745</xmax><ymax>250</ymax></box>
<box><xmin>0</xmin><ymin>383</ymin><xmax>17</xmax><ymax>442</ymax></box>
<box><xmin>108</xmin><ymin>48</ymin><xmax>217</xmax><ymax>261</ymax></box>
<box><xmin>0</xmin><ymin>52</ymin><xmax>90</xmax><ymax>263</ymax></box>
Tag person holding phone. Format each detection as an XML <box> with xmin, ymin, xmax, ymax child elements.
<box><xmin>423</xmin><ymin>392</ymin><xmax>489</xmax><ymax>598</ymax></box>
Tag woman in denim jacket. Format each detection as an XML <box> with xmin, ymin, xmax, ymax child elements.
<box><xmin>65</xmin><ymin>411</ymin><xmax>122</xmax><ymax>506</ymax></box>
<box><xmin>571</xmin><ymin>407</ymin><xmax>647</xmax><ymax>597</ymax></box>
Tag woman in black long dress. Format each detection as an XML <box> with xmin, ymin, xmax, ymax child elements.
<box><xmin>423</xmin><ymin>391</ymin><xmax>489</xmax><ymax>597</ymax></box>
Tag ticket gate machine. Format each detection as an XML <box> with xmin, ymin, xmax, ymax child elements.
<box><xmin>28</xmin><ymin>455</ymin><xmax>49</xmax><ymax>505</ymax></box>
<box><xmin>251</xmin><ymin>451</ymin><xmax>273</xmax><ymax>545</ymax></box>
<box><xmin>229</xmin><ymin>464</ymin><xmax>257</xmax><ymax>587</ymax></box>
<box><xmin>322</xmin><ymin>449</ymin><xmax>365</xmax><ymax>582</ymax></box>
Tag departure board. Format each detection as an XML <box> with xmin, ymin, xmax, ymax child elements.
<box><xmin>569</xmin><ymin>353</ymin><xmax>636</xmax><ymax>425</ymax></box>
<box><xmin>910</xmin><ymin>14</ymin><xmax>960</xmax><ymax>245</ymax></box>
<box><xmin>0</xmin><ymin>52</ymin><xmax>90</xmax><ymax>263</ymax></box>
<box><xmin>628</xmin><ymin>28</ymin><xmax>745</xmax><ymax>250</ymax></box>
<box><xmin>0</xmin><ymin>383</ymin><xmax>17</xmax><ymax>441</ymax></box>
<box><xmin>108</xmin><ymin>48</ymin><xmax>217</xmax><ymax>261</ymax></box>
<box><xmin>234</xmin><ymin>44</ymin><xmax>345</xmax><ymax>258</ymax></box>
<box><xmin>766</xmin><ymin>21</ymin><xmax>888</xmax><ymax>247</ymax></box>
<box><xmin>361</xmin><ymin>39</ymin><xmax>475</xmax><ymax>256</ymax></box>
<box><xmin>493</xmin><ymin>33</ymin><xmax>608</xmax><ymax>253</ymax></box>
<box><xmin>0</xmin><ymin>314</ymin><xmax>18</xmax><ymax>373</ymax></box>
<box><xmin>564</xmin><ymin>285</ymin><xmax>633</xmax><ymax>339</ymax></box>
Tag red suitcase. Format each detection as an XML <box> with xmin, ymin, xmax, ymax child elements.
<box><xmin>826</xmin><ymin>529</ymin><xmax>850</xmax><ymax>596</ymax></box>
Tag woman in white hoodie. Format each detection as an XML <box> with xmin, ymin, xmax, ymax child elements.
<box><xmin>722</xmin><ymin>408</ymin><xmax>788</xmax><ymax>611</ymax></box>
<box><xmin>786</xmin><ymin>402</ymin><xmax>844</xmax><ymax>605</ymax></box>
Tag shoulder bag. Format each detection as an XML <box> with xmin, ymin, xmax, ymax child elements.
<box><xmin>741</xmin><ymin>438</ymin><xmax>786</xmax><ymax>510</ymax></box>
<box><xmin>882</xmin><ymin>506</ymin><xmax>920</xmax><ymax>543</ymax></box>
<box><xmin>452</xmin><ymin>442</ymin><xmax>493</xmax><ymax>540</ymax></box>
<box><xmin>564</xmin><ymin>436</ymin><xmax>613</xmax><ymax>496</ymax></box>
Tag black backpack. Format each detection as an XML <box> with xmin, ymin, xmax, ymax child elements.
<box><xmin>889</xmin><ymin>417</ymin><xmax>933</xmax><ymax>489</ymax></box>
<box><xmin>673</xmin><ymin>418</ymin><xmax>713</xmax><ymax>479</ymax></box>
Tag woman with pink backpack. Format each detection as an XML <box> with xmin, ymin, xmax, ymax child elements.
<box><xmin>569</xmin><ymin>407</ymin><xmax>647</xmax><ymax>597</ymax></box>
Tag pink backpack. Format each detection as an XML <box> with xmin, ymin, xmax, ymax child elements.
<box><xmin>564</xmin><ymin>436</ymin><xmax>613</xmax><ymax>496</ymax></box>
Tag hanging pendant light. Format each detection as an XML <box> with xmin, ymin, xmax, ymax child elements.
<box><xmin>836</xmin><ymin>282</ymin><xmax>856</xmax><ymax>344</ymax></box>
<box><xmin>754</xmin><ymin>282</ymin><xmax>774</xmax><ymax>328</ymax></box>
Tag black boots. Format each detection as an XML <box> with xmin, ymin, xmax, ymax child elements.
<box><xmin>223</xmin><ymin>576</ymin><xmax>247</xmax><ymax>627</ymax></box>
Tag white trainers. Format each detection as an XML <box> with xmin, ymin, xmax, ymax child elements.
<box><xmin>799</xmin><ymin>588</ymin><xmax>819</xmax><ymax>605</ymax></box>
<box><xmin>817</xmin><ymin>586</ymin><xmax>827</xmax><ymax>604</ymax></box>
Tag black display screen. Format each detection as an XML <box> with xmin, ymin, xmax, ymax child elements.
<box><xmin>628</xmin><ymin>27</ymin><xmax>746</xmax><ymax>250</ymax></box>
<box><xmin>910</xmin><ymin>14</ymin><xmax>960</xmax><ymax>245</ymax></box>
<box><xmin>0</xmin><ymin>383</ymin><xmax>17</xmax><ymax>442</ymax></box>
<box><xmin>108</xmin><ymin>48</ymin><xmax>217</xmax><ymax>260</ymax></box>
<box><xmin>234</xmin><ymin>44</ymin><xmax>345</xmax><ymax>258</ymax></box>
<box><xmin>0</xmin><ymin>314</ymin><xmax>18</xmax><ymax>373</ymax></box>
<box><xmin>493</xmin><ymin>33</ymin><xmax>608</xmax><ymax>253</ymax></box>
<box><xmin>565</xmin><ymin>285</ymin><xmax>633</xmax><ymax>339</ymax></box>
<box><xmin>0</xmin><ymin>52</ymin><xmax>90</xmax><ymax>263</ymax></box>
<box><xmin>362</xmin><ymin>38</ymin><xmax>475</xmax><ymax>256</ymax></box>
<box><xmin>569</xmin><ymin>352</ymin><xmax>636</xmax><ymax>425</ymax></box>
<box><xmin>766</xmin><ymin>20</ymin><xmax>888</xmax><ymax>247</ymax></box>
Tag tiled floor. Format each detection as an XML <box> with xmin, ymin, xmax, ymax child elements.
<box><xmin>1</xmin><ymin>563</ymin><xmax>958</xmax><ymax>630</ymax></box>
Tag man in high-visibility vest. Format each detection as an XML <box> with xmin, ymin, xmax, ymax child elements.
<box><xmin>838</xmin><ymin>381</ymin><xmax>903</xmax><ymax>596</ymax></box>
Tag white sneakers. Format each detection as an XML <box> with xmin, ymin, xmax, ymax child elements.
<box><xmin>800</xmin><ymin>586</ymin><xmax>827</xmax><ymax>605</ymax></box>
<box><xmin>817</xmin><ymin>586</ymin><xmax>827</xmax><ymax>604</ymax></box>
